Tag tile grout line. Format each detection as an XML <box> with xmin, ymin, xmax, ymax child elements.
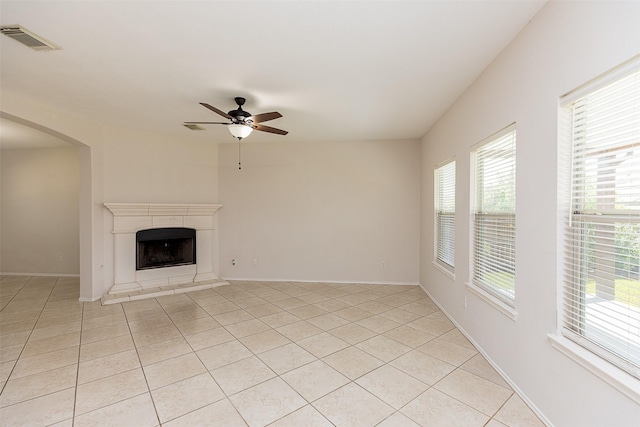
<box><xmin>0</xmin><ymin>276</ymin><xmax>29</xmax><ymax>317</ymax></box>
<box><xmin>189</xmin><ymin>284</ymin><xmax>343</xmax><ymax>424</ymax></box>
<box><xmin>203</xmin><ymin>284</ymin><xmax>329</xmax><ymax>426</ymax></box>
<box><xmin>0</xmin><ymin>276</ymin><xmax>58</xmax><ymax>397</ymax></box>
<box><xmin>0</xmin><ymin>277</ymin><xmax>544</xmax><ymax>426</ymax></box>
<box><xmin>71</xmin><ymin>277</ymin><xmax>86</xmax><ymax>427</ymax></box>
<box><xmin>75</xmin><ymin>298</ymin><xmax>163</xmax><ymax>424</ymax></box>
<box><xmin>146</xmin><ymin>290</ymin><xmax>251</xmax><ymax>425</ymax></box>
<box><xmin>182</xmin><ymin>287</ymin><xmax>303</xmax><ymax>427</ymax></box>
<box><xmin>0</xmin><ymin>277</ymin><xmax>79</xmax><ymax>424</ymax></box>
<box><xmin>177</xmin><ymin>282</ymin><xmax>481</xmax><ymax>426</ymax></box>
<box><xmin>217</xmin><ymin>282</ymin><xmax>412</xmax><ymax>425</ymax></box>
<box><xmin>121</xmin><ymin>298</ymin><xmax>164</xmax><ymax>427</ymax></box>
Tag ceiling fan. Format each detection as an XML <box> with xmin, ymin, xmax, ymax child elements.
<box><xmin>184</xmin><ymin>97</ymin><xmax>288</xmax><ymax>140</ymax></box>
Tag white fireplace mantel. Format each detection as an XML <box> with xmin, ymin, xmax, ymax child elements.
<box><xmin>104</xmin><ymin>203</ymin><xmax>222</xmax><ymax>294</ymax></box>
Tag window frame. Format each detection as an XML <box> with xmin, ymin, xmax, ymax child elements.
<box><xmin>467</xmin><ymin>123</ymin><xmax>517</xmax><ymax>318</ymax></box>
<box><xmin>557</xmin><ymin>58</ymin><xmax>640</xmax><ymax>386</ymax></box>
<box><xmin>558</xmin><ymin>57</ymin><xmax>640</xmax><ymax>378</ymax></box>
<box><xmin>433</xmin><ymin>158</ymin><xmax>456</xmax><ymax>278</ymax></box>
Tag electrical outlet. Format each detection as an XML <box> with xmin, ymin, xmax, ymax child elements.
<box><xmin>252</xmin><ymin>258</ymin><xmax>258</xmax><ymax>265</ymax></box>
<box><xmin>232</xmin><ymin>259</ymin><xmax>237</xmax><ymax>266</ymax></box>
<box><xmin>381</xmin><ymin>261</ymin><xmax>387</xmax><ymax>268</ymax></box>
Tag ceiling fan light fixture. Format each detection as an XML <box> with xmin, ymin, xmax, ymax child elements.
<box><xmin>228</xmin><ymin>124</ymin><xmax>252</xmax><ymax>139</ymax></box>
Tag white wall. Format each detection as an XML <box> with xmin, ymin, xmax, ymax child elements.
<box><xmin>219</xmin><ymin>139</ymin><xmax>421</xmax><ymax>284</ymax></box>
<box><xmin>1</xmin><ymin>147</ymin><xmax>79</xmax><ymax>275</ymax></box>
<box><xmin>102</xmin><ymin>127</ymin><xmax>219</xmax><ymax>204</ymax></box>
<box><xmin>0</xmin><ymin>98</ymin><xmax>221</xmax><ymax>299</ymax></box>
<box><xmin>420</xmin><ymin>1</ymin><xmax>640</xmax><ymax>426</ymax></box>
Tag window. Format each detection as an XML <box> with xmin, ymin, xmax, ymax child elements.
<box><xmin>562</xmin><ymin>65</ymin><xmax>640</xmax><ymax>378</ymax></box>
<box><xmin>470</xmin><ymin>125</ymin><xmax>516</xmax><ymax>308</ymax></box>
<box><xmin>434</xmin><ymin>159</ymin><xmax>455</xmax><ymax>274</ymax></box>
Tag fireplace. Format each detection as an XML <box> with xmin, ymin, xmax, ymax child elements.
<box><xmin>104</xmin><ymin>203</ymin><xmax>222</xmax><ymax>294</ymax></box>
<box><xmin>137</xmin><ymin>227</ymin><xmax>196</xmax><ymax>270</ymax></box>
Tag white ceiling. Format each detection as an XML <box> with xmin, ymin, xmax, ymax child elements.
<box><xmin>0</xmin><ymin>1</ymin><xmax>546</xmax><ymax>145</ymax></box>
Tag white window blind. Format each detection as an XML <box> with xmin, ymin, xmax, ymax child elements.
<box><xmin>563</xmin><ymin>67</ymin><xmax>640</xmax><ymax>378</ymax></box>
<box><xmin>471</xmin><ymin>126</ymin><xmax>516</xmax><ymax>306</ymax></box>
<box><xmin>435</xmin><ymin>160</ymin><xmax>455</xmax><ymax>272</ymax></box>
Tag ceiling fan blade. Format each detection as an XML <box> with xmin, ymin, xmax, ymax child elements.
<box><xmin>200</xmin><ymin>102</ymin><xmax>233</xmax><ymax>120</ymax></box>
<box><xmin>184</xmin><ymin>121</ymin><xmax>230</xmax><ymax>125</ymax></box>
<box><xmin>251</xmin><ymin>112</ymin><xmax>282</xmax><ymax>123</ymax></box>
<box><xmin>252</xmin><ymin>123</ymin><xmax>288</xmax><ymax>135</ymax></box>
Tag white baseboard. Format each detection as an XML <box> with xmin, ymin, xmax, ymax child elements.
<box><xmin>418</xmin><ymin>282</ymin><xmax>553</xmax><ymax>427</ymax></box>
<box><xmin>222</xmin><ymin>277</ymin><xmax>420</xmax><ymax>286</ymax></box>
<box><xmin>1</xmin><ymin>272</ymin><xmax>80</xmax><ymax>277</ymax></box>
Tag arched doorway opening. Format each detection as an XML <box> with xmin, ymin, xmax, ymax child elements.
<box><xmin>0</xmin><ymin>112</ymin><xmax>95</xmax><ymax>300</ymax></box>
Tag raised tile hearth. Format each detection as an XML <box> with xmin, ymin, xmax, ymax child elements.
<box><xmin>101</xmin><ymin>278</ymin><xmax>230</xmax><ymax>305</ymax></box>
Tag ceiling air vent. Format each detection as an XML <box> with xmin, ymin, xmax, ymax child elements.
<box><xmin>183</xmin><ymin>124</ymin><xmax>205</xmax><ymax>131</ymax></box>
<box><xmin>0</xmin><ymin>25</ymin><xmax>61</xmax><ymax>51</ymax></box>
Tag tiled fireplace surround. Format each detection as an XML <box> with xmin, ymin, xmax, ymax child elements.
<box><xmin>104</xmin><ymin>203</ymin><xmax>224</xmax><ymax>301</ymax></box>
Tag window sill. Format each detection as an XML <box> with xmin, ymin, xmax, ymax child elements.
<box><xmin>547</xmin><ymin>334</ymin><xmax>640</xmax><ymax>405</ymax></box>
<box><xmin>432</xmin><ymin>261</ymin><xmax>455</xmax><ymax>281</ymax></box>
<box><xmin>465</xmin><ymin>282</ymin><xmax>518</xmax><ymax>321</ymax></box>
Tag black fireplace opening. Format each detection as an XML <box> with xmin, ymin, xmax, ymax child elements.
<box><xmin>136</xmin><ymin>228</ymin><xmax>196</xmax><ymax>270</ymax></box>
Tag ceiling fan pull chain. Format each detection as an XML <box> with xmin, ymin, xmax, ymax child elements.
<box><xmin>238</xmin><ymin>137</ymin><xmax>242</xmax><ymax>170</ymax></box>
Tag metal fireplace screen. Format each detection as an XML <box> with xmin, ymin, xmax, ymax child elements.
<box><xmin>136</xmin><ymin>228</ymin><xmax>196</xmax><ymax>270</ymax></box>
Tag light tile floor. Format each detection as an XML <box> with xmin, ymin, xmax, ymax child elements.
<box><xmin>0</xmin><ymin>275</ymin><xmax>545</xmax><ymax>426</ymax></box>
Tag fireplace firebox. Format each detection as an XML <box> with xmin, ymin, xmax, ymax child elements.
<box><xmin>136</xmin><ymin>228</ymin><xmax>196</xmax><ymax>270</ymax></box>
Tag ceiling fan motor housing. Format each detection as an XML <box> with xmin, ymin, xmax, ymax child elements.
<box><xmin>229</xmin><ymin>97</ymin><xmax>252</xmax><ymax>122</ymax></box>
<box><xmin>229</xmin><ymin>109</ymin><xmax>251</xmax><ymax>121</ymax></box>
